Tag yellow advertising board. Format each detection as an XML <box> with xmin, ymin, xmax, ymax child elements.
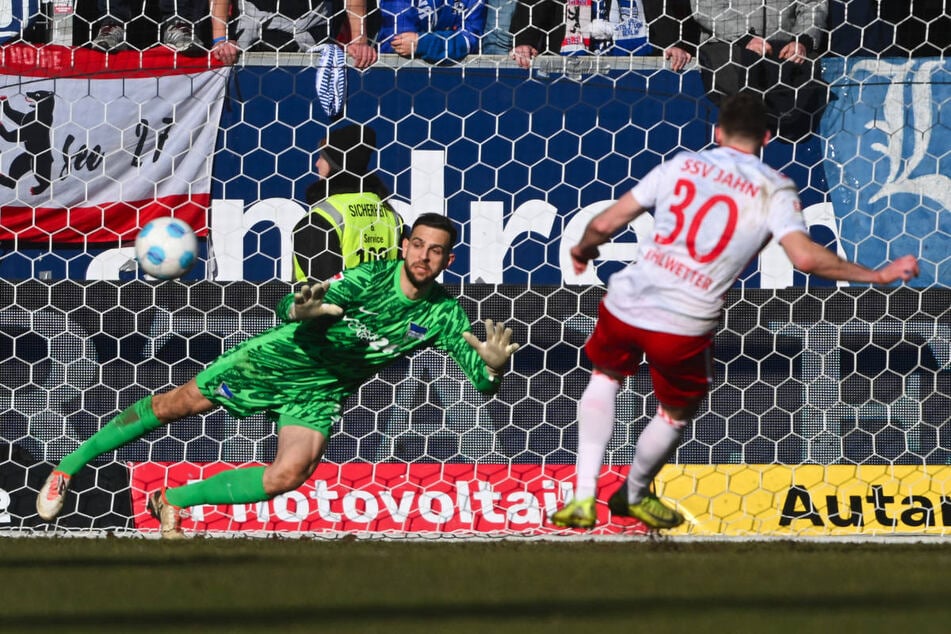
<box><xmin>658</xmin><ymin>465</ymin><xmax>951</xmax><ymax>536</ymax></box>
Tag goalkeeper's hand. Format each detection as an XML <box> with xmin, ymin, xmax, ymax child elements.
<box><xmin>462</xmin><ymin>319</ymin><xmax>520</xmax><ymax>379</ymax></box>
<box><xmin>289</xmin><ymin>281</ymin><xmax>344</xmax><ymax>321</ymax></box>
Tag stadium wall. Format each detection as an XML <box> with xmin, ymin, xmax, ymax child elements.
<box><xmin>0</xmin><ymin>53</ymin><xmax>948</xmax><ymax>537</ymax></box>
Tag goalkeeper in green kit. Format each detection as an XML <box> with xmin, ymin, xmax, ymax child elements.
<box><xmin>36</xmin><ymin>213</ymin><xmax>519</xmax><ymax>538</ymax></box>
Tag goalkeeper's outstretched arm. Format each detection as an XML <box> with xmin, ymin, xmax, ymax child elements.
<box><xmin>463</xmin><ymin>319</ymin><xmax>520</xmax><ymax>380</ymax></box>
<box><xmin>279</xmin><ymin>280</ymin><xmax>345</xmax><ymax>322</ymax></box>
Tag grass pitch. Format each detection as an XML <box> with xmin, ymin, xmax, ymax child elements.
<box><xmin>2</xmin><ymin>537</ymin><xmax>949</xmax><ymax>633</ymax></box>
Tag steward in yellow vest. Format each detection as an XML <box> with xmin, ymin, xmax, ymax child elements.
<box><xmin>293</xmin><ymin>124</ymin><xmax>404</xmax><ymax>282</ymax></box>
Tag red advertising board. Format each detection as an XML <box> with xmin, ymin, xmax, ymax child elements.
<box><xmin>129</xmin><ymin>462</ymin><xmax>650</xmax><ymax>536</ymax></box>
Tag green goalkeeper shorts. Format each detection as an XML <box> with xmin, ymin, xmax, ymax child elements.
<box><xmin>194</xmin><ymin>342</ymin><xmax>347</xmax><ymax>438</ymax></box>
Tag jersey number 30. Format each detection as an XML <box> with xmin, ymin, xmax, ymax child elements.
<box><xmin>655</xmin><ymin>178</ymin><xmax>738</xmax><ymax>264</ymax></box>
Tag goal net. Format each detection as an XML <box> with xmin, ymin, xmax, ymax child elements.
<box><xmin>0</xmin><ymin>8</ymin><xmax>949</xmax><ymax>538</ymax></box>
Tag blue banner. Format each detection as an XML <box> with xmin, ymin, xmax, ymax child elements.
<box><xmin>821</xmin><ymin>57</ymin><xmax>951</xmax><ymax>287</ymax></box>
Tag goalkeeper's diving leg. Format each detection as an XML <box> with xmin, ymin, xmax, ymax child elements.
<box><xmin>36</xmin><ymin>379</ymin><xmax>215</xmax><ymax>522</ymax></box>
<box><xmin>38</xmin><ymin>377</ymin><xmax>329</xmax><ymax>540</ymax></box>
<box><xmin>145</xmin><ymin>423</ymin><xmax>327</xmax><ymax>539</ymax></box>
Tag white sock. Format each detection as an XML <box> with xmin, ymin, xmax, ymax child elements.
<box><xmin>627</xmin><ymin>407</ymin><xmax>686</xmax><ymax>503</ymax></box>
<box><xmin>574</xmin><ymin>371</ymin><xmax>620</xmax><ymax>500</ymax></box>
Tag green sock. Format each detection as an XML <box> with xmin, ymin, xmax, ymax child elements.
<box><xmin>165</xmin><ymin>466</ymin><xmax>268</xmax><ymax>508</ymax></box>
<box><xmin>58</xmin><ymin>396</ymin><xmax>163</xmax><ymax>476</ymax></box>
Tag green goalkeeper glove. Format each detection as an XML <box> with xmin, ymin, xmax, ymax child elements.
<box><xmin>289</xmin><ymin>281</ymin><xmax>344</xmax><ymax>321</ymax></box>
<box><xmin>462</xmin><ymin>319</ymin><xmax>520</xmax><ymax>379</ymax></box>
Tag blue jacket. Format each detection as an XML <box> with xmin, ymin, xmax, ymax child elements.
<box><xmin>1</xmin><ymin>0</ymin><xmax>39</xmax><ymax>44</ymax></box>
<box><xmin>378</xmin><ymin>0</ymin><xmax>486</xmax><ymax>63</ymax></box>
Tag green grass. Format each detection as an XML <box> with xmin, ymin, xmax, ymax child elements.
<box><xmin>2</xmin><ymin>538</ymin><xmax>950</xmax><ymax>633</ymax></box>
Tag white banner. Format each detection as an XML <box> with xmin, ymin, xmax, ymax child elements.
<box><xmin>0</xmin><ymin>44</ymin><xmax>229</xmax><ymax>243</ymax></box>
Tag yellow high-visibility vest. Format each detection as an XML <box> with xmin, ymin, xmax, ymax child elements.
<box><xmin>293</xmin><ymin>192</ymin><xmax>402</xmax><ymax>282</ymax></box>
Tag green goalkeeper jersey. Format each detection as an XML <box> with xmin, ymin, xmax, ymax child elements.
<box><xmin>265</xmin><ymin>259</ymin><xmax>500</xmax><ymax>395</ymax></box>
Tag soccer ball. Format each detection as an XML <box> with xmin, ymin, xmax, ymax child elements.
<box><xmin>134</xmin><ymin>217</ymin><xmax>198</xmax><ymax>279</ymax></box>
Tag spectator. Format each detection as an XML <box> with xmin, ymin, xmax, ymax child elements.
<box><xmin>233</xmin><ymin>0</ymin><xmax>377</xmax><ymax>68</ymax></box>
<box><xmin>482</xmin><ymin>0</ymin><xmax>517</xmax><ymax>54</ymax></box>
<box><xmin>509</xmin><ymin>0</ymin><xmax>617</xmax><ymax>63</ymax></box>
<box><xmin>88</xmin><ymin>1</ymin><xmax>135</xmax><ymax>52</ymax></box>
<box><xmin>210</xmin><ymin>0</ymin><xmax>241</xmax><ymax>64</ymax></box>
<box><xmin>293</xmin><ymin>123</ymin><xmax>403</xmax><ymax>282</ymax></box>
<box><xmin>693</xmin><ymin>0</ymin><xmax>830</xmax><ymax>141</ymax></box>
<box><xmin>3</xmin><ymin>0</ymin><xmax>41</xmax><ymax>45</ymax></box>
<box><xmin>643</xmin><ymin>0</ymin><xmax>699</xmax><ymax>70</ymax></box>
<box><xmin>90</xmin><ymin>0</ymin><xmax>240</xmax><ymax>63</ymax></box>
<box><xmin>377</xmin><ymin>0</ymin><xmax>486</xmax><ymax>64</ymax></box>
<box><xmin>509</xmin><ymin>0</ymin><xmax>698</xmax><ymax>71</ymax></box>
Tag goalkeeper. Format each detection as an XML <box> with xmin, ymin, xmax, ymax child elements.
<box><xmin>36</xmin><ymin>213</ymin><xmax>519</xmax><ymax>538</ymax></box>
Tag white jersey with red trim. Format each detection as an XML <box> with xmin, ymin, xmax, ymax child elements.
<box><xmin>604</xmin><ymin>146</ymin><xmax>808</xmax><ymax>336</ymax></box>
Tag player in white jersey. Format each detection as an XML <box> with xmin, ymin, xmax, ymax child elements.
<box><xmin>552</xmin><ymin>92</ymin><xmax>920</xmax><ymax>531</ymax></box>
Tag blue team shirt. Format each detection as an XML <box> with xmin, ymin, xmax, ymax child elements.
<box><xmin>378</xmin><ymin>0</ymin><xmax>486</xmax><ymax>63</ymax></box>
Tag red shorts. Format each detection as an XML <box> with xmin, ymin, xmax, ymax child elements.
<box><xmin>584</xmin><ymin>300</ymin><xmax>713</xmax><ymax>408</ymax></box>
